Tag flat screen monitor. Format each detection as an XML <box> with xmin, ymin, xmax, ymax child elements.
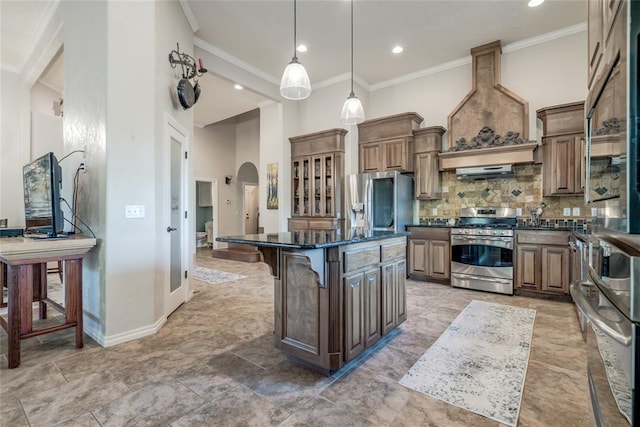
<box><xmin>23</xmin><ymin>152</ymin><xmax>64</xmax><ymax>237</ymax></box>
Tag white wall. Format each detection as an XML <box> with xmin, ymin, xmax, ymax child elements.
<box><xmin>31</xmin><ymin>81</ymin><xmax>62</xmax><ymax>115</ymax></box>
<box><xmin>368</xmin><ymin>32</ymin><xmax>588</xmax><ymax>147</ymax></box>
<box><xmin>193</xmin><ymin>123</ymin><xmax>237</xmax><ymax>239</ymax></box>
<box><xmin>0</xmin><ymin>70</ymin><xmax>30</xmax><ymax>226</ymax></box>
<box><xmin>31</xmin><ymin>82</ymin><xmax>63</xmax><ymax>165</ymax></box>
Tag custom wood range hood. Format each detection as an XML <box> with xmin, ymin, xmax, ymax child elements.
<box><xmin>439</xmin><ymin>40</ymin><xmax>538</xmax><ymax>171</ymax></box>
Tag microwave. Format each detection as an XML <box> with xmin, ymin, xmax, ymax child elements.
<box><xmin>585</xmin><ymin>2</ymin><xmax>640</xmax><ymax>234</ymax></box>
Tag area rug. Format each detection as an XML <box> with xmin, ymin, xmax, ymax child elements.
<box><xmin>399</xmin><ymin>300</ymin><xmax>536</xmax><ymax>427</ymax></box>
<box><xmin>192</xmin><ymin>266</ymin><xmax>247</xmax><ymax>284</ymax></box>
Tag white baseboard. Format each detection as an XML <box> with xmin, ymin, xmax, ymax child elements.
<box><xmin>83</xmin><ymin>315</ymin><xmax>167</xmax><ymax>347</ymax></box>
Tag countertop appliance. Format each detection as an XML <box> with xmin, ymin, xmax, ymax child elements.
<box><xmin>345</xmin><ymin>171</ymin><xmax>413</xmax><ymax>232</ymax></box>
<box><xmin>451</xmin><ymin>207</ymin><xmax>517</xmax><ymax>295</ymax></box>
<box><xmin>571</xmin><ymin>234</ymin><xmax>640</xmax><ymax>426</ymax></box>
<box><xmin>585</xmin><ymin>2</ymin><xmax>640</xmax><ymax>234</ymax></box>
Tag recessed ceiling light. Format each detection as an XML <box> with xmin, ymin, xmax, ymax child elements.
<box><xmin>528</xmin><ymin>0</ymin><xmax>544</xmax><ymax>7</ymax></box>
<box><xmin>234</xmin><ymin>84</ymin><xmax>243</xmax><ymax>90</ymax></box>
<box><xmin>392</xmin><ymin>46</ymin><xmax>404</xmax><ymax>54</ymax></box>
<box><xmin>297</xmin><ymin>44</ymin><xmax>307</xmax><ymax>53</ymax></box>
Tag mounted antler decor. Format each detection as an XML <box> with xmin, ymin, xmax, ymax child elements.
<box><xmin>168</xmin><ymin>43</ymin><xmax>207</xmax><ymax>110</ymax></box>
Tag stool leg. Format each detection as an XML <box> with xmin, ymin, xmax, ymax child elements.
<box><xmin>36</xmin><ymin>263</ymin><xmax>47</xmax><ymax>320</ymax></box>
<box><xmin>7</xmin><ymin>265</ymin><xmax>32</xmax><ymax>369</ymax></box>
<box><xmin>65</xmin><ymin>259</ymin><xmax>83</xmax><ymax>349</ymax></box>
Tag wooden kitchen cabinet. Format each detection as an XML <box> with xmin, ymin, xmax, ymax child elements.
<box><xmin>358</xmin><ymin>112</ymin><xmax>423</xmax><ymax>173</ymax></box>
<box><xmin>343</xmin><ymin>238</ymin><xmax>406</xmax><ymax>363</ymax></box>
<box><xmin>515</xmin><ymin>230</ymin><xmax>572</xmax><ymax>296</ymax></box>
<box><xmin>407</xmin><ymin>227</ymin><xmax>450</xmax><ymax>284</ymax></box>
<box><xmin>289</xmin><ymin>129</ymin><xmax>346</xmax><ymax>231</ymax></box>
<box><xmin>588</xmin><ymin>0</ymin><xmax>604</xmax><ymax>88</ymax></box>
<box><xmin>413</xmin><ymin>126</ymin><xmax>446</xmax><ymax>200</ymax></box>
<box><xmin>344</xmin><ymin>268</ymin><xmax>381</xmax><ymax>361</ymax></box>
<box><xmin>537</xmin><ymin>102</ymin><xmax>585</xmax><ymax>196</ymax></box>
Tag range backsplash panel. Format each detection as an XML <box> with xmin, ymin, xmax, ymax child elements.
<box><xmin>419</xmin><ymin>164</ymin><xmax>591</xmax><ymax>223</ymax></box>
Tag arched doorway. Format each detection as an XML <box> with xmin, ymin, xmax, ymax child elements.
<box><xmin>237</xmin><ymin>162</ymin><xmax>260</xmax><ymax>234</ymax></box>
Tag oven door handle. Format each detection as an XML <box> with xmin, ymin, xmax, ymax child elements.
<box><xmin>570</xmin><ymin>281</ymin><xmax>632</xmax><ymax>346</ymax></box>
<box><xmin>451</xmin><ymin>236</ymin><xmax>512</xmax><ymax>242</ymax></box>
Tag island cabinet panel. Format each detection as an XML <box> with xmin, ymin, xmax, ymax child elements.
<box><xmin>276</xmin><ymin>252</ymin><xmax>328</xmax><ymax>368</ymax></box>
<box><xmin>344</xmin><ymin>273</ymin><xmax>365</xmax><ymax>360</ymax></box>
<box><xmin>267</xmin><ymin>235</ymin><xmax>407</xmax><ymax>373</ymax></box>
<box><xmin>516</xmin><ymin>245</ymin><xmax>541</xmax><ymax>291</ymax></box>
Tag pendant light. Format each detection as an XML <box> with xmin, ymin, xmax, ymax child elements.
<box><xmin>280</xmin><ymin>0</ymin><xmax>311</xmax><ymax>100</ymax></box>
<box><xmin>340</xmin><ymin>0</ymin><xmax>364</xmax><ymax>124</ymax></box>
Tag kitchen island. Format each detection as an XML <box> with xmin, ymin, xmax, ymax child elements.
<box><xmin>217</xmin><ymin>229</ymin><xmax>408</xmax><ymax>374</ymax></box>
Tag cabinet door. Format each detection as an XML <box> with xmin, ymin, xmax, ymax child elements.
<box><xmin>384</xmin><ymin>138</ymin><xmax>407</xmax><ymax>171</ymax></box>
<box><xmin>311</xmin><ymin>156</ymin><xmax>323</xmax><ymax>217</ymax></box>
<box><xmin>359</xmin><ymin>143</ymin><xmax>382</xmax><ymax>173</ymax></box>
<box><xmin>364</xmin><ymin>268</ymin><xmax>381</xmax><ymax>347</ymax></box>
<box><xmin>588</xmin><ymin>0</ymin><xmax>604</xmax><ymax>88</ymax></box>
<box><xmin>301</xmin><ymin>158</ymin><xmax>311</xmax><ymax>215</ymax></box>
<box><xmin>344</xmin><ymin>273</ymin><xmax>365</xmax><ymax>361</ymax></box>
<box><xmin>395</xmin><ymin>260</ymin><xmax>407</xmax><ymax>325</ymax></box>
<box><xmin>415</xmin><ymin>152</ymin><xmax>440</xmax><ymax>200</ymax></box>
<box><xmin>541</xmin><ymin>246</ymin><xmax>571</xmax><ymax>294</ymax></box>
<box><xmin>409</xmin><ymin>239</ymin><xmax>427</xmax><ymax>274</ymax></box>
<box><xmin>381</xmin><ymin>263</ymin><xmax>396</xmax><ymax>335</ymax></box>
<box><xmin>292</xmin><ymin>159</ymin><xmax>302</xmax><ymax>216</ymax></box>
<box><xmin>323</xmin><ymin>154</ymin><xmax>335</xmax><ymax>217</ymax></box>
<box><xmin>550</xmin><ymin>135</ymin><xmax>576</xmax><ymax>194</ymax></box>
<box><xmin>603</xmin><ymin>0</ymin><xmax>623</xmax><ymax>49</ymax></box>
<box><xmin>516</xmin><ymin>245</ymin><xmax>541</xmax><ymax>291</ymax></box>
<box><xmin>428</xmin><ymin>240</ymin><xmax>450</xmax><ymax>280</ymax></box>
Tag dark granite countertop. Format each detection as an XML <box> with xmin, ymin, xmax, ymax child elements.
<box><xmin>216</xmin><ymin>230</ymin><xmax>409</xmax><ymax>250</ymax></box>
<box><xmin>406</xmin><ymin>224</ymin><xmax>590</xmax><ymax>233</ymax></box>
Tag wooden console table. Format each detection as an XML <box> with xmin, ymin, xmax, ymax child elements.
<box><xmin>0</xmin><ymin>236</ymin><xmax>96</xmax><ymax>368</ymax></box>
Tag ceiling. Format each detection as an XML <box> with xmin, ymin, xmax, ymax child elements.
<box><xmin>1</xmin><ymin>0</ymin><xmax>587</xmax><ymax>126</ymax></box>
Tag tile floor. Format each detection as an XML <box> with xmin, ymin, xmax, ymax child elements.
<box><xmin>0</xmin><ymin>249</ymin><xmax>593</xmax><ymax>426</ymax></box>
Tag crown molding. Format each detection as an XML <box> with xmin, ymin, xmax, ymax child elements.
<box><xmin>0</xmin><ymin>64</ymin><xmax>20</xmax><ymax>74</ymax></box>
<box><xmin>312</xmin><ymin>72</ymin><xmax>371</xmax><ymax>92</ymax></box>
<box><xmin>194</xmin><ymin>37</ymin><xmax>280</xmax><ymax>86</ymax></box>
<box><xmin>178</xmin><ymin>0</ymin><xmax>199</xmax><ymax>33</ymax></box>
<box><xmin>19</xmin><ymin>0</ymin><xmax>61</xmax><ymax>75</ymax></box>
<box><xmin>370</xmin><ymin>22</ymin><xmax>587</xmax><ymax>92</ymax></box>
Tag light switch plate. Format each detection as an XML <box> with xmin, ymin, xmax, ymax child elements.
<box><xmin>591</xmin><ymin>208</ymin><xmax>598</xmax><ymax>217</ymax></box>
<box><xmin>572</xmin><ymin>207</ymin><xmax>581</xmax><ymax>217</ymax></box>
<box><xmin>515</xmin><ymin>208</ymin><xmax>522</xmax><ymax>216</ymax></box>
<box><xmin>563</xmin><ymin>207</ymin><xmax>571</xmax><ymax>216</ymax></box>
<box><xmin>432</xmin><ymin>208</ymin><xmax>438</xmax><ymax>215</ymax></box>
<box><xmin>125</xmin><ymin>205</ymin><xmax>145</xmax><ymax>218</ymax></box>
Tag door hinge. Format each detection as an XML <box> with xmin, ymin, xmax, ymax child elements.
<box><xmin>184</xmin><ymin>270</ymin><xmax>188</xmax><ymax>279</ymax></box>
<box><xmin>184</xmin><ymin>211</ymin><xmax>188</xmax><ymax>219</ymax></box>
<box><xmin>184</xmin><ymin>151</ymin><xmax>188</xmax><ymax>159</ymax></box>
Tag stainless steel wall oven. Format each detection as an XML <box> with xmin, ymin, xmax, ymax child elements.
<box><xmin>571</xmin><ymin>234</ymin><xmax>640</xmax><ymax>426</ymax></box>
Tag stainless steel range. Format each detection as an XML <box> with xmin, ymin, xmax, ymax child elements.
<box><xmin>451</xmin><ymin>207</ymin><xmax>516</xmax><ymax>295</ymax></box>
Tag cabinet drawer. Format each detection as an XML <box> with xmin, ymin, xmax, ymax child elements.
<box><xmin>381</xmin><ymin>243</ymin><xmax>406</xmax><ymax>262</ymax></box>
<box><xmin>407</xmin><ymin>227</ymin><xmax>450</xmax><ymax>241</ymax></box>
<box><xmin>517</xmin><ymin>230</ymin><xmax>571</xmax><ymax>246</ymax></box>
<box><xmin>344</xmin><ymin>247</ymin><xmax>380</xmax><ymax>273</ymax></box>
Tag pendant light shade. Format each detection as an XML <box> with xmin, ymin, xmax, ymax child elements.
<box><xmin>340</xmin><ymin>92</ymin><xmax>365</xmax><ymax>125</ymax></box>
<box><xmin>280</xmin><ymin>0</ymin><xmax>311</xmax><ymax>100</ymax></box>
<box><xmin>340</xmin><ymin>0</ymin><xmax>364</xmax><ymax>124</ymax></box>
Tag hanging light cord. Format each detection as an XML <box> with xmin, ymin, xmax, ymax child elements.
<box><xmin>350</xmin><ymin>0</ymin><xmax>354</xmax><ymax>95</ymax></box>
<box><xmin>293</xmin><ymin>0</ymin><xmax>298</xmax><ymax>60</ymax></box>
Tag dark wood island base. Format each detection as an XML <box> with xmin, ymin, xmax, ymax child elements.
<box><xmin>218</xmin><ymin>231</ymin><xmax>408</xmax><ymax>374</ymax></box>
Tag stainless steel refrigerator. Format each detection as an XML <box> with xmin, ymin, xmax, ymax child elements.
<box><xmin>345</xmin><ymin>171</ymin><xmax>413</xmax><ymax>232</ymax></box>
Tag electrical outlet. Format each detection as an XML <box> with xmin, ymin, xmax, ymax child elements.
<box><xmin>515</xmin><ymin>208</ymin><xmax>522</xmax><ymax>216</ymax></box>
<box><xmin>572</xmin><ymin>207</ymin><xmax>580</xmax><ymax>217</ymax></box>
<box><xmin>591</xmin><ymin>208</ymin><xmax>598</xmax><ymax>217</ymax></box>
<box><xmin>82</xmin><ymin>149</ymin><xmax>87</xmax><ymax>173</ymax></box>
<box><xmin>432</xmin><ymin>208</ymin><xmax>438</xmax><ymax>216</ymax></box>
<box><xmin>125</xmin><ymin>205</ymin><xmax>145</xmax><ymax>218</ymax></box>
<box><xmin>79</xmin><ymin>162</ymin><xmax>87</xmax><ymax>173</ymax></box>
<box><xmin>563</xmin><ymin>207</ymin><xmax>571</xmax><ymax>216</ymax></box>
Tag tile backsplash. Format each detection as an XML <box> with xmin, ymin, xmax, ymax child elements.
<box><xmin>419</xmin><ymin>164</ymin><xmax>591</xmax><ymax>221</ymax></box>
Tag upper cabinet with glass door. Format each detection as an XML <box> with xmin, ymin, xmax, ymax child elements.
<box><xmin>289</xmin><ymin>129</ymin><xmax>346</xmax><ymax>231</ymax></box>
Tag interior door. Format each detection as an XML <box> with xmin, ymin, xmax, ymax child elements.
<box><xmin>244</xmin><ymin>184</ymin><xmax>259</xmax><ymax>234</ymax></box>
<box><xmin>166</xmin><ymin>121</ymin><xmax>188</xmax><ymax>316</ymax></box>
